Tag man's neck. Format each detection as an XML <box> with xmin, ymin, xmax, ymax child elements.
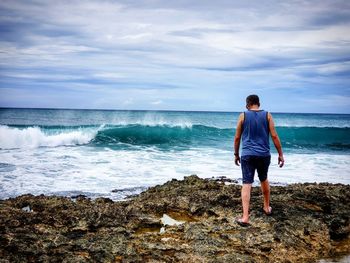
<box><xmin>247</xmin><ymin>105</ymin><xmax>260</xmax><ymax>111</ymax></box>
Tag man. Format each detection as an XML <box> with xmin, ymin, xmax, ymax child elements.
<box><xmin>234</xmin><ymin>94</ymin><xmax>284</xmax><ymax>226</ymax></box>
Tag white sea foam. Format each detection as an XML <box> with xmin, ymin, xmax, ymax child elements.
<box><xmin>135</xmin><ymin>119</ymin><xmax>193</xmax><ymax>128</ymax></box>
<box><xmin>0</xmin><ymin>144</ymin><xmax>349</xmax><ymax>200</ymax></box>
<box><xmin>0</xmin><ymin>125</ymin><xmax>96</xmax><ymax>149</ymax></box>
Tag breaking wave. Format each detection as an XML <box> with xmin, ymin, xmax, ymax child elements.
<box><xmin>1</xmin><ymin>124</ymin><xmax>349</xmax><ymax>151</ymax></box>
<box><xmin>0</xmin><ymin>125</ymin><xmax>96</xmax><ymax>149</ymax></box>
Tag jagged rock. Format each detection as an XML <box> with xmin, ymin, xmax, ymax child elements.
<box><xmin>0</xmin><ymin>175</ymin><xmax>349</xmax><ymax>262</ymax></box>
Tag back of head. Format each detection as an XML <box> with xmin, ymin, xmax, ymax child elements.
<box><xmin>246</xmin><ymin>94</ymin><xmax>260</xmax><ymax>107</ymax></box>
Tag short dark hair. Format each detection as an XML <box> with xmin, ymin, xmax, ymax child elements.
<box><xmin>246</xmin><ymin>94</ymin><xmax>260</xmax><ymax>107</ymax></box>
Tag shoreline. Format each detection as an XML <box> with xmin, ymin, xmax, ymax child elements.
<box><xmin>2</xmin><ymin>177</ymin><xmax>350</xmax><ymax>203</ymax></box>
<box><xmin>1</xmin><ymin>175</ymin><xmax>349</xmax><ymax>262</ymax></box>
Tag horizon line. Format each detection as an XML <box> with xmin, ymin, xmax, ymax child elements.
<box><xmin>0</xmin><ymin>106</ymin><xmax>349</xmax><ymax>115</ymax></box>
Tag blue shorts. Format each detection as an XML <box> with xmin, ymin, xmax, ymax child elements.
<box><xmin>241</xmin><ymin>155</ymin><xmax>271</xmax><ymax>184</ymax></box>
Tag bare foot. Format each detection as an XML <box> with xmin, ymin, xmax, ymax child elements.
<box><xmin>235</xmin><ymin>218</ymin><xmax>250</xmax><ymax>227</ymax></box>
<box><xmin>263</xmin><ymin>206</ymin><xmax>272</xmax><ymax>215</ymax></box>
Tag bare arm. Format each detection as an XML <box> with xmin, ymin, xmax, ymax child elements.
<box><xmin>234</xmin><ymin>113</ymin><xmax>244</xmax><ymax>166</ymax></box>
<box><xmin>268</xmin><ymin>112</ymin><xmax>284</xmax><ymax>167</ymax></box>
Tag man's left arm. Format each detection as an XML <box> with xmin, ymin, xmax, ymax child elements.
<box><xmin>234</xmin><ymin>113</ymin><xmax>244</xmax><ymax>166</ymax></box>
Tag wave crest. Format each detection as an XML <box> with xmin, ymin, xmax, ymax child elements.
<box><xmin>93</xmin><ymin>124</ymin><xmax>226</xmax><ymax>145</ymax></box>
<box><xmin>0</xmin><ymin>125</ymin><xmax>96</xmax><ymax>149</ymax></box>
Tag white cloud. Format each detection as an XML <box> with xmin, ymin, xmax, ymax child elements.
<box><xmin>150</xmin><ymin>100</ymin><xmax>163</xmax><ymax>105</ymax></box>
<box><xmin>0</xmin><ymin>0</ymin><xmax>349</xmax><ymax>112</ymax></box>
<box><xmin>302</xmin><ymin>95</ymin><xmax>350</xmax><ymax>107</ymax></box>
<box><xmin>93</xmin><ymin>72</ymin><xmax>125</xmax><ymax>80</ymax></box>
<box><xmin>122</xmin><ymin>98</ymin><xmax>134</xmax><ymax>106</ymax></box>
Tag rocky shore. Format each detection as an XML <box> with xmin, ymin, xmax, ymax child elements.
<box><xmin>0</xmin><ymin>175</ymin><xmax>349</xmax><ymax>262</ymax></box>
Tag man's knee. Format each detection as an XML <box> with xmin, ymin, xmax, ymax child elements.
<box><xmin>258</xmin><ymin>173</ymin><xmax>268</xmax><ymax>182</ymax></box>
<box><xmin>260</xmin><ymin>177</ymin><xmax>268</xmax><ymax>183</ymax></box>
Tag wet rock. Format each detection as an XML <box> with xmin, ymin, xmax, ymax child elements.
<box><xmin>0</xmin><ymin>175</ymin><xmax>349</xmax><ymax>262</ymax></box>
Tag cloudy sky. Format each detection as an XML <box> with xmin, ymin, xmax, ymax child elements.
<box><xmin>0</xmin><ymin>0</ymin><xmax>349</xmax><ymax>113</ymax></box>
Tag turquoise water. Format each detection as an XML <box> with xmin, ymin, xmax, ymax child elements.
<box><xmin>0</xmin><ymin>108</ymin><xmax>349</xmax><ymax>199</ymax></box>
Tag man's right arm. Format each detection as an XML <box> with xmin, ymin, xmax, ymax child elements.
<box><xmin>268</xmin><ymin>112</ymin><xmax>284</xmax><ymax>168</ymax></box>
<box><xmin>234</xmin><ymin>113</ymin><xmax>244</xmax><ymax>166</ymax></box>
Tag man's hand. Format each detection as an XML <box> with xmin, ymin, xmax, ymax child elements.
<box><xmin>235</xmin><ymin>155</ymin><xmax>241</xmax><ymax>166</ymax></box>
<box><xmin>278</xmin><ymin>155</ymin><xmax>284</xmax><ymax>168</ymax></box>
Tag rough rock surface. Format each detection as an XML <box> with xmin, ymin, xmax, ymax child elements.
<box><xmin>0</xmin><ymin>175</ymin><xmax>349</xmax><ymax>262</ymax></box>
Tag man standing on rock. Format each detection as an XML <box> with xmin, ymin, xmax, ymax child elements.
<box><xmin>234</xmin><ymin>94</ymin><xmax>284</xmax><ymax>226</ymax></box>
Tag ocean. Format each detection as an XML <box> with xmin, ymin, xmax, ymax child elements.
<box><xmin>0</xmin><ymin>108</ymin><xmax>349</xmax><ymax>200</ymax></box>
